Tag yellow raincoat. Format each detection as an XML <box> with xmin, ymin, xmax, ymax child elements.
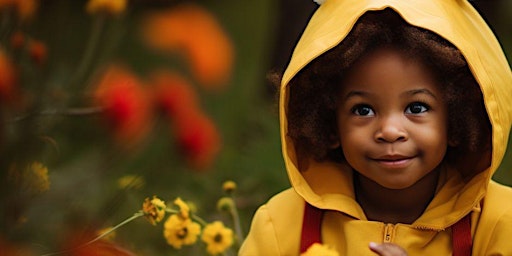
<box><xmin>240</xmin><ymin>0</ymin><xmax>512</xmax><ymax>255</ymax></box>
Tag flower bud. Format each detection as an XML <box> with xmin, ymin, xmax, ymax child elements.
<box><xmin>222</xmin><ymin>180</ymin><xmax>237</xmax><ymax>194</ymax></box>
<box><xmin>216</xmin><ymin>197</ymin><xmax>235</xmax><ymax>212</ymax></box>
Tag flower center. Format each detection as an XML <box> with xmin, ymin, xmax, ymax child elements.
<box><xmin>177</xmin><ymin>227</ymin><xmax>188</xmax><ymax>239</ymax></box>
<box><xmin>214</xmin><ymin>233</ymin><xmax>223</xmax><ymax>243</ymax></box>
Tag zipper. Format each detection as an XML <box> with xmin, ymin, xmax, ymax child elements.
<box><xmin>383</xmin><ymin>223</ymin><xmax>394</xmax><ymax>243</ymax></box>
<box><xmin>414</xmin><ymin>225</ymin><xmax>444</xmax><ymax>231</ymax></box>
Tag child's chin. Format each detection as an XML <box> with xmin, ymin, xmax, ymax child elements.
<box><xmin>377</xmin><ymin>180</ymin><xmax>417</xmax><ymax>190</ymax></box>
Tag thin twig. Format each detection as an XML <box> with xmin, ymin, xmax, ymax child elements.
<box><xmin>9</xmin><ymin>106</ymin><xmax>104</xmax><ymax>123</ymax></box>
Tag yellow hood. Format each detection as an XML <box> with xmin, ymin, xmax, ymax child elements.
<box><xmin>280</xmin><ymin>0</ymin><xmax>512</xmax><ymax>229</ymax></box>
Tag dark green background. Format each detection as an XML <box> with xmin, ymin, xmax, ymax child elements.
<box><xmin>0</xmin><ymin>0</ymin><xmax>510</xmax><ymax>255</ymax></box>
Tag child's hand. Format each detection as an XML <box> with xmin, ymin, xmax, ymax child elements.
<box><xmin>369</xmin><ymin>242</ymin><xmax>408</xmax><ymax>256</ymax></box>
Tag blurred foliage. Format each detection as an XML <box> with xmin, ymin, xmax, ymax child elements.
<box><xmin>0</xmin><ymin>0</ymin><xmax>285</xmax><ymax>255</ymax></box>
<box><xmin>0</xmin><ymin>0</ymin><xmax>510</xmax><ymax>255</ymax></box>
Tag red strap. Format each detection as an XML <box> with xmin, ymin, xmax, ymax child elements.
<box><xmin>452</xmin><ymin>214</ymin><xmax>472</xmax><ymax>256</ymax></box>
<box><xmin>300</xmin><ymin>202</ymin><xmax>472</xmax><ymax>256</ymax></box>
<box><xmin>300</xmin><ymin>202</ymin><xmax>323</xmax><ymax>253</ymax></box>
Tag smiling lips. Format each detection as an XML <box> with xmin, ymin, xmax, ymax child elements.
<box><xmin>372</xmin><ymin>155</ymin><xmax>414</xmax><ymax>168</ymax></box>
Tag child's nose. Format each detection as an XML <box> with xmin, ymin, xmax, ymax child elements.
<box><xmin>374</xmin><ymin>115</ymin><xmax>408</xmax><ymax>143</ymax></box>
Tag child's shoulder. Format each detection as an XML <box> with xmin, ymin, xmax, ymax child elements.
<box><xmin>251</xmin><ymin>188</ymin><xmax>306</xmax><ymax>233</ymax></box>
<box><xmin>478</xmin><ymin>180</ymin><xmax>512</xmax><ymax>229</ymax></box>
<box><xmin>484</xmin><ymin>180</ymin><xmax>512</xmax><ymax>212</ymax></box>
<box><xmin>486</xmin><ymin>180</ymin><xmax>512</xmax><ymax>202</ymax></box>
<box><xmin>241</xmin><ymin>188</ymin><xmax>305</xmax><ymax>255</ymax></box>
<box><xmin>263</xmin><ymin>187</ymin><xmax>305</xmax><ymax>215</ymax></box>
<box><xmin>473</xmin><ymin>181</ymin><xmax>512</xmax><ymax>254</ymax></box>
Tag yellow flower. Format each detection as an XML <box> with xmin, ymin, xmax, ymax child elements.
<box><xmin>7</xmin><ymin>162</ymin><xmax>50</xmax><ymax>196</ymax></box>
<box><xmin>117</xmin><ymin>175</ymin><xmax>145</xmax><ymax>190</ymax></box>
<box><xmin>201</xmin><ymin>221</ymin><xmax>233</xmax><ymax>255</ymax></box>
<box><xmin>174</xmin><ymin>197</ymin><xmax>190</xmax><ymax>219</ymax></box>
<box><xmin>17</xmin><ymin>162</ymin><xmax>50</xmax><ymax>193</ymax></box>
<box><xmin>142</xmin><ymin>196</ymin><xmax>166</xmax><ymax>225</ymax></box>
<box><xmin>301</xmin><ymin>243</ymin><xmax>339</xmax><ymax>256</ymax></box>
<box><xmin>86</xmin><ymin>0</ymin><xmax>126</xmax><ymax>15</ymax></box>
<box><xmin>163</xmin><ymin>214</ymin><xmax>201</xmax><ymax>249</ymax></box>
<box><xmin>222</xmin><ymin>180</ymin><xmax>237</xmax><ymax>194</ymax></box>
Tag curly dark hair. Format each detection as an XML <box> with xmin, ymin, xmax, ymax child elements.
<box><xmin>285</xmin><ymin>9</ymin><xmax>491</xmax><ymax>169</ymax></box>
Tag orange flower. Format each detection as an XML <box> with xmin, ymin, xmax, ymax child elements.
<box><xmin>15</xmin><ymin>0</ymin><xmax>37</xmax><ymax>20</ymax></box>
<box><xmin>0</xmin><ymin>0</ymin><xmax>38</xmax><ymax>20</ymax></box>
<box><xmin>0</xmin><ymin>0</ymin><xmax>12</xmax><ymax>7</ymax></box>
<box><xmin>174</xmin><ymin>111</ymin><xmax>221</xmax><ymax>170</ymax></box>
<box><xmin>92</xmin><ymin>66</ymin><xmax>152</xmax><ymax>146</ymax></box>
<box><xmin>142</xmin><ymin>3</ymin><xmax>234</xmax><ymax>89</ymax></box>
<box><xmin>0</xmin><ymin>49</ymin><xmax>18</xmax><ymax>104</ymax></box>
<box><xmin>86</xmin><ymin>0</ymin><xmax>127</xmax><ymax>16</ymax></box>
<box><xmin>150</xmin><ymin>70</ymin><xmax>198</xmax><ymax>119</ymax></box>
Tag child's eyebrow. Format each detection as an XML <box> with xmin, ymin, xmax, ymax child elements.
<box><xmin>342</xmin><ymin>88</ymin><xmax>438</xmax><ymax>101</ymax></box>
<box><xmin>343</xmin><ymin>90</ymin><xmax>369</xmax><ymax>100</ymax></box>
<box><xmin>402</xmin><ymin>88</ymin><xmax>438</xmax><ymax>99</ymax></box>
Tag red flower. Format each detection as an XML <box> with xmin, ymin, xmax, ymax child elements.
<box><xmin>0</xmin><ymin>49</ymin><xmax>18</xmax><ymax>104</ymax></box>
<box><xmin>0</xmin><ymin>236</ymin><xmax>32</xmax><ymax>256</ymax></box>
<box><xmin>142</xmin><ymin>3</ymin><xmax>234</xmax><ymax>90</ymax></box>
<box><xmin>175</xmin><ymin>110</ymin><xmax>221</xmax><ymax>170</ymax></box>
<box><xmin>150</xmin><ymin>70</ymin><xmax>198</xmax><ymax>119</ymax></box>
<box><xmin>72</xmin><ymin>241</ymin><xmax>136</xmax><ymax>256</ymax></box>
<box><xmin>29</xmin><ymin>40</ymin><xmax>47</xmax><ymax>65</ymax></box>
<box><xmin>62</xmin><ymin>231</ymin><xmax>136</xmax><ymax>256</ymax></box>
<box><xmin>149</xmin><ymin>70</ymin><xmax>221</xmax><ymax>169</ymax></box>
<box><xmin>93</xmin><ymin>66</ymin><xmax>152</xmax><ymax>147</ymax></box>
<box><xmin>10</xmin><ymin>31</ymin><xmax>25</xmax><ymax>49</ymax></box>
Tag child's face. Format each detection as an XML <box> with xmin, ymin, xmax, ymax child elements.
<box><xmin>335</xmin><ymin>47</ymin><xmax>448</xmax><ymax>189</ymax></box>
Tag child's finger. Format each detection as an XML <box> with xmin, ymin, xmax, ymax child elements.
<box><xmin>369</xmin><ymin>242</ymin><xmax>408</xmax><ymax>256</ymax></box>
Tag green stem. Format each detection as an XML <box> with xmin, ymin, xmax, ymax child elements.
<box><xmin>165</xmin><ymin>208</ymin><xmax>208</xmax><ymax>226</ymax></box>
<box><xmin>40</xmin><ymin>211</ymin><xmax>144</xmax><ymax>256</ymax></box>
<box><xmin>69</xmin><ymin>13</ymin><xmax>106</xmax><ymax>87</ymax></box>
<box><xmin>9</xmin><ymin>106</ymin><xmax>104</xmax><ymax>123</ymax></box>
<box><xmin>229</xmin><ymin>200</ymin><xmax>244</xmax><ymax>245</ymax></box>
<box><xmin>39</xmin><ymin>106</ymin><xmax>105</xmax><ymax>116</ymax></box>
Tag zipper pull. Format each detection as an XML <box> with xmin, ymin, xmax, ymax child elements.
<box><xmin>383</xmin><ymin>224</ymin><xmax>394</xmax><ymax>243</ymax></box>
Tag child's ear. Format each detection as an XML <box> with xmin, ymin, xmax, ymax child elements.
<box><xmin>329</xmin><ymin>135</ymin><xmax>340</xmax><ymax>149</ymax></box>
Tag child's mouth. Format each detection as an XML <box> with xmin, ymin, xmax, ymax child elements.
<box><xmin>372</xmin><ymin>155</ymin><xmax>414</xmax><ymax>168</ymax></box>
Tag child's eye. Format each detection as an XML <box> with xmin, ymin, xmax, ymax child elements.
<box><xmin>351</xmin><ymin>104</ymin><xmax>375</xmax><ymax>116</ymax></box>
<box><xmin>405</xmin><ymin>102</ymin><xmax>429</xmax><ymax>114</ymax></box>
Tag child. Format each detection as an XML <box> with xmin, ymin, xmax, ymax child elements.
<box><xmin>240</xmin><ymin>0</ymin><xmax>512</xmax><ymax>255</ymax></box>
